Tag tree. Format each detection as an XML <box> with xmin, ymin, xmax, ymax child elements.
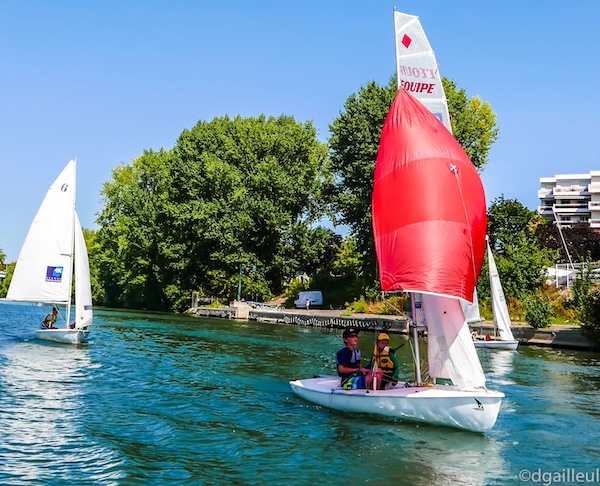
<box><xmin>486</xmin><ymin>195</ymin><xmax>538</xmax><ymax>255</ymax></box>
<box><xmin>96</xmin><ymin>115</ymin><xmax>332</xmax><ymax>311</ymax></box>
<box><xmin>328</xmin><ymin>76</ymin><xmax>500</xmax><ymax>286</ymax></box>
<box><xmin>480</xmin><ymin>196</ymin><xmax>558</xmax><ymax>301</ymax></box>
<box><xmin>327</xmin><ymin>78</ymin><xmax>397</xmax><ymax>281</ymax></box>
<box><xmin>535</xmin><ymin>221</ymin><xmax>600</xmax><ymax>262</ymax></box>
<box><xmin>443</xmin><ymin>79</ymin><xmax>499</xmax><ymax>170</ymax></box>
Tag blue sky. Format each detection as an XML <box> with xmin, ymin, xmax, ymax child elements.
<box><xmin>2</xmin><ymin>1</ymin><xmax>600</xmax><ymax>261</ymax></box>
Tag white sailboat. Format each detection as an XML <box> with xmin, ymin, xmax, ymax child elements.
<box><xmin>473</xmin><ymin>240</ymin><xmax>519</xmax><ymax>350</ymax></box>
<box><xmin>6</xmin><ymin>159</ymin><xmax>93</xmax><ymax>344</ymax></box>
<box><xmin>290</xmin><ymin>11</ymin><xmax>504</xmax><ymax>433</ymax></box>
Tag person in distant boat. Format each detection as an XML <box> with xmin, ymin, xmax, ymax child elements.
<box><xmin>369</xmin><ymin>332</ymin><xmax>399</xmax><ymax>389</ymax></box>
<box><xmin>41</xmin><ymin>306</ymin><xmax>58</xmax><ymax>329</ymax></box>
<box><xmin>336</xmin><ymin>327</ymin><xmax>382</xmax><ymax>390</ymax></box>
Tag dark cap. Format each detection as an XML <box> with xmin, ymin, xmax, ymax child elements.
<box><xmin>343</xmin><ymin>327</ymin><xmax>360</xmax><ymax>338</ymax></box>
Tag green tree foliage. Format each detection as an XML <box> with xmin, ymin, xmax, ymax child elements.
<box><xmin>96</xmin><ymin>115</ymin><xmax>331</xmax><ymax>311</ymax></box>
<box><xmin>580</xmin><ymin>289</ymin><xmax>600</xmax><ymax>343</ymax></box>
<box><xmin>327</xmin><ymin>76</ymin><xmax>499</xmax><ymax>285</ymax></box>
<box><xmin>479</xmin><ymin>197</ymin><xmax>558</xmax><ymax>301</ymax></box>
<box><xmin>332</xmin><ymin>237</ymin><xmax>363</xmax><ymax>278</ymax></box>
<box><xmin>327</xmin><ymin>78</ymin><xmax>397</xmax><ymax>280</ymax></box>
<box><xmin>486</xmin><ymin>195</ymin><xmax>538</xmax><ymax>254</ymax></box>
<box><xmin>443</xmin><ymin>79</ymin><xmax>499</xmax><ymax>170</ymax></box>
<box><xmin>82</xmin><ymin>228</ymin><xmax>103</xmax><ymax>305</ymax></box>
<box><xmin>524</xmin><ymin>292</ymin><xmax>553</xmax><ymax>329</ymax></box>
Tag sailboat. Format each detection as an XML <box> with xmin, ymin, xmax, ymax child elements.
<box><xmin>6</xmin><ymin>159</ymin><xmax>93</xmax><ymax>344</ymax></box>
<box><xmin>473</xmin><ymin>239</ymin><xmax>519</xmax><ymax>350</ymax></box>
<box><xmin>290</xmin><ymin>11</ymin><xmax>503</xmax><ymax>433</ymax></box>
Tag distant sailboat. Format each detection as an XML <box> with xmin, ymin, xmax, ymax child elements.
<box><xmin>6</xmin><ymin>160</ymin><xmax>93</xmax><ymax>344</ymax></box>
<box><xmin>473</xmin><ymin>239</ymin><xmax>518</xmax><ymax>350</ymax></box>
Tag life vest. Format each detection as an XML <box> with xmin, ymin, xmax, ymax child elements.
<box><xmin>373</xmin><ymin>345</ymin><xmax>395</xmax><ymax>376</ymax></box>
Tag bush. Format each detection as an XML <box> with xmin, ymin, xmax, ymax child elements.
<box><xmin>344</xmin><ymin>296</ymin><xmax>369</xmax><ymax>315</ymax></box>
<box><xmin>372</xmin><ymin>294</ymin><xmax>407</xmax><ymax>315</ymax></box>
<box><xmin>524</xmin><ymin>293</ymin><xmax>553</xmax><ymax>329</ymax></box>
<box><xmin>580</xmin><ymin>289</ymin><xmax>600</xmax><ymax>343</ymax></box>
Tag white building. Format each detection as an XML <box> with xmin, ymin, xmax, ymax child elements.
<box><xmin>538</xmin><ymin>171</ymin><xmax>600</xmax><ymax>230</ymax></box>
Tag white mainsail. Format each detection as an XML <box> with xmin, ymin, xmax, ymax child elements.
<box><xmin>394</xmin><ymin>10</ymin><xmax>451</xmax><ymax>131</ymax></box>
<box><xmin>488</xmin><ymin>240</ymin><xmax>515</xmax><ymax>341</ymax></box>
<box><xmin>7</xmin><ymin>161</ymin><xmax>76</xmax><ymax>304</ymax></box>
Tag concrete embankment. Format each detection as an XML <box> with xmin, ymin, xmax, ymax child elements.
<box><xmin>189</xmin><ymin>302</ymin><xmax>599</xmax><ymax>351</ymax></box>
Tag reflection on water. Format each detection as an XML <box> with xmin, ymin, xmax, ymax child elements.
<box><xmin>1</xmin><ymin>301</ymin><xmax>599</xmax><ymax>484</ymax></box>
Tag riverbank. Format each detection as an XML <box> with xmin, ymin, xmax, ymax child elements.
<box><xmin>189</xmin><ymin>302</ymin><xmax>600</xmax><ymax>351</ymax></box>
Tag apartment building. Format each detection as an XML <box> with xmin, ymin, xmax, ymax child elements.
<box><xmin>538</xmin><ymin>171</ymin><xmax>600</xmax><ymax>230</ymax></box>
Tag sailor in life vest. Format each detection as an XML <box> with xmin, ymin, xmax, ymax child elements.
<box><xmin>369</xmin><ymin>332</ymin><xmax>400</xmax><ymax>389</ymax></box>
<box><xmin>41</xmin><ymin>306</ymin><xmax>58</xmax><ymax>329</ymax></box>
<box><xmin>336</xmin><ymin>327</ymin><xmax>382</xmax><ymax>390</ymax></box>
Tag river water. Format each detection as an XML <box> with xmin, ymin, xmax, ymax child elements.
<box><xmin>0</xmin><ymin>301</ymin><xmax>599</xmax><ymax>485</ymax></box>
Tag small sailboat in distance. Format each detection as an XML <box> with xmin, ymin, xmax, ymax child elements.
<box><xmin>6</xmin><ymin>159</ymin><xmax>93</xmax><ymax>344</ymax></box>
<box><xmin>473</xmin><ymin>239</ymin><xmax>519</xmax><ymax>350</ymax></box>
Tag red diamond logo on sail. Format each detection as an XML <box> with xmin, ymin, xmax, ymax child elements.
<box><xmin>402</xmin><ymin>34</ymin><xmax>412</xmax><ymax>48</ymax></box>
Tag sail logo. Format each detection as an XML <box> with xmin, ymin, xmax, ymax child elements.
<box><xmin>46</xmin><ymin>266</ymin><xmax>64</xmax><ymax>282</ymax></box>
<box><xmin>401</xmin><ymin>34</ymin><xmax>412</xmax><ymax>48</ymax></box>
<box><xmin>61</xmin><ymin>183</ymin><xmax>69</xmax><ymax>192</ymax></box>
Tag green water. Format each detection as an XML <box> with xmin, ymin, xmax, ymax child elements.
<box><xmin>0</xmin><ymin>302</ymin><xmax>599</xmax><ymax>485</ymax></box>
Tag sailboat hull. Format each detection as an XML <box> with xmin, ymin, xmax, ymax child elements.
<box><xmin>474</xmin><ymin>339</ymin><xmax>519</xmax><ymax>350</ymax></box>
<box><xmin>290</xmin><ymin>376</ymin><xmax>504</xmax><ymax>433</ymax></box>
<box><xmin>35</xmin><ymin>328</ymin><xmax>90</xmax><ymax>345</ymax></box>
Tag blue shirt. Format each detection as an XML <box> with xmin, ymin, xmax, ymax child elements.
<box><xmin>336</xmin><ymin>346</ymin><xmax>362</xmax><ymax>381</ymax></box>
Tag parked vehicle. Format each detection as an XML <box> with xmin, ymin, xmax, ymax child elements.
<box><xmin>294</xmin><ymin>290</ymin><xmax>323</xmax><ymax>308</ymax></box>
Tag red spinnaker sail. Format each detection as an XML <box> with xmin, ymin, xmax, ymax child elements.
<box><xmin>372</xmin><ymin>89</ymin><xmax>486</xmax><ymax>302</ymax></box>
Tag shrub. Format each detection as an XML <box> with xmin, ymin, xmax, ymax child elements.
<box><xmin>344</xmin><ymin>296</ymin><xmax>369</xmax><ymax>315</ymax></box>
<box><xmin>524</xmin><ymin>293</ymin><xmax>553</xmax><ymax>329</ymax></box>
<box><xmin>580</xmin><ymin>289</ymin><xmax>600</xmax><ymax>343</ymax></box>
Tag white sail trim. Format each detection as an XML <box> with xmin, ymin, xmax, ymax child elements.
<box><xmin>394</xmin><ymin>11</ymin><xmax>452</xmax><ymax>133</ymax></box>
<box><xmin>74</xmin><ymin>212</ymin><xmax>93</xmax><ymax>328</ymax></box>
<box><xmin>6</xmin><ymin>160</ymin><xmax>76</xmax><ymax>303</ymax></box>
<box><xmin>423</xmin><ymin>294</ymin><xmax>486</xmax><ymax>389</ymax></box>
<box><xmin>487</xmin><ymin>241</ymin><xmax>515</xmax><ymax>341</ymax></box>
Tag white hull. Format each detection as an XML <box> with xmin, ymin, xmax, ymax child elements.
<box><xmin>474</xmin><ymin>339</ymin><xmax>519</xmax><ymax>350</ymax></box>
<box><xmin>290</xmin><ymin>376</ymin><xmax>504</xmax><ymax>433</ymax></box>
<box><xmin>35</xmin><ymin>328</ymin><xmax>90</xmax><ymax>345</ymax></box>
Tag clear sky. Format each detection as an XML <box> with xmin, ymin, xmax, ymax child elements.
<box><xmin>2</xmin><ymin>1</ymin><xmax>600</xmax><ymax>262</ymax></box>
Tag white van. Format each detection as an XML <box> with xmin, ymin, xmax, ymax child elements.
<box><xmin>294</xmin><ymin>290</ymin><xmax>323</xmax><ymax>309</ymax></box>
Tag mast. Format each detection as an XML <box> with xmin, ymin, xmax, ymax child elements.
<box><xmin>65</xmin><ymin>159</ymin><xmax>77</xmax><ymax>327</ymax></box>
<box><xmin>552</xmin><ymin>207</ymin><xmax>575</xmax><ymax>286</ymax></box>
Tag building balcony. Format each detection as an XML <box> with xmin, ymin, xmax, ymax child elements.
<box><xmin>553</xmin><ymin>206</ymin><xmax>590</xmax><ymax>215</ymax></box>
<box><xmin>589</xmin><ymin>183</ymin><xmax>600</xmax><ymax>193</ymax></box>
